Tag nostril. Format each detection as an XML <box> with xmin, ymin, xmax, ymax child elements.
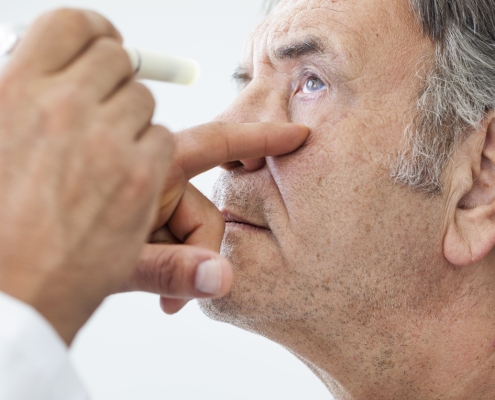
<box><xmin>220</xmin><ymin>160</ymin><xmax>243</xmax><ymax>171</ymax></box>
<box><xmin>239</xmin><ymin>157</ymin><xmax>266</xmax><ymax>172</ymax></box>
<box><xmin>220</xmin><ymin>158</ymin><xmax>266</xmax><ymax>172</ymax></box>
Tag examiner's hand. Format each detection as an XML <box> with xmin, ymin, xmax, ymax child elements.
<box><xmin>0</xmin><ymin>9</ymin><xmax>173</xmax><ymax>344</ymax></box>
<box><xmin>124</xmin><ymin>122</ymin><xmax>309</xmax><ymax>314</ymax></box>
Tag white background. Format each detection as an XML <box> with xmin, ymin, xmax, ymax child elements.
<box><xmin>3</xmin><ymin>1</ymin><xmax>333</xmax><ymax>399</ymax></box>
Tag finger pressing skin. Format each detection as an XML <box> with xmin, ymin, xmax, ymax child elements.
<box><xmin>61</xmin><ymin>37</ymin><xmax>133</xmax><ymax>101</ymax></box>
<box><xmin>14</xmin><ymin>8</ymin><xmax>122</xmax><ymax>74</ymax></box>
<box><xmin>174</xmin><ymin>122</ymin><xmax>309</xmax><ymax>180</ymax></box>
<box><xmin>157</xmin><ymin>122</ymin><xmax>309</xmax><ymax>222</ymax></box>
<box><xmin>161</xmin><ymin>183</ymin><xmax>225</xmax><ymax>250</ymax></box>
<box><xmin>124</xmin><ymin>244</ymin><xmax>233</xmax><ymax>298</ymax></box>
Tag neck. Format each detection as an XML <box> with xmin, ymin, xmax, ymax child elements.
<box><xmin>258</xmin><ymin>296</ymin><xmax>495</xmax><ymax>399</ymax></box>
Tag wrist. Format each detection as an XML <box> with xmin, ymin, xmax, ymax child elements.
<box><xmin>0</xmin><ymin>267</ymin><xmax>105</xmax><ymax>345</ymax></box>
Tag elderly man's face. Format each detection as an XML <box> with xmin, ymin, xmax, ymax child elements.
<box><xmin>202</xmin><ymin>0</ymin><xmax>445</xmax><ymax>354</ymax></box>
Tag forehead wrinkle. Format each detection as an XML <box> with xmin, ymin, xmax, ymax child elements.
<box><xmin>241</xmin><ymin>0</ymin><xmax>376</xmax><ymax>89</ymax></box>
<box><xmin>265</xmin><ymin>7</ymin><xmax>365</xmax><ymax>75</ymax></box>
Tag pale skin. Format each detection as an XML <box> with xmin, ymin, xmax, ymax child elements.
<box><xmin>199</xmin><ymin>0</ymin><xmax>495</xmax><ymax>399</ymax></box>
<box><xmin>0</xmin><ymin>9</ymin><xmax>309</xmax><ymax>344</ymax></box>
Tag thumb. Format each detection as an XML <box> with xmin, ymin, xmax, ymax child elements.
<box><xmin>122</xmin><ymin>244</ymin><xmax>233</xmax><ymax>299</ymax></box>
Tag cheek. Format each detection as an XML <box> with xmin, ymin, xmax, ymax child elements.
<box><xmin>266</xmin><ymin>118</ymin><xmax>394</xmax><ymax>264</ymax></box>
<box><xmin>285</xmin><ymin>100</ymin><xmax>352</xmax><ymax>189</ymax></box>
<box><xmin>270</xmin><ymin>113</ymin><xmax>373</xmax><ymax>215</ymax></box>
<box><xmin>290</xmin><ymin>94</ymin><xmax>347</xmax><ymax>129</ymax></box>
<box><xmin>265</xmin><ymin>140</ymin><xmax>341</xmax><ymax>263</ymax></box>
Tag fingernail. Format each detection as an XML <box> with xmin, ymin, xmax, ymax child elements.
<box><xmin>195</xmin><ymin>259</ymin><xmax>223</xmax><ymax>295</ymax></box>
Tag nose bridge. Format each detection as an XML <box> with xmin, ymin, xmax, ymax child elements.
<box><xmin>216</xmin><ymin>79</ymin><xmax>289</xmax><ymax>124</ymax></box>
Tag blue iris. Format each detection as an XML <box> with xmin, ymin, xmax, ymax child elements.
<box><xmin>302</xmin><ymin>76</ymin><xmax>326</xmax><ymax>94</ymax></box>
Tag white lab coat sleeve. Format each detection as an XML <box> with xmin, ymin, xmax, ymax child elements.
<box><xmin>0</xmin><ymin>291</ymin><xmax>90</xmax><ymax>400</ymax></box>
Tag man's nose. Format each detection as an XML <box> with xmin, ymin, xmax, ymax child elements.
<box><xmin>215</xmin><ymin>81</ymin><xmax>289</xmax><ymax>172</ymax></box>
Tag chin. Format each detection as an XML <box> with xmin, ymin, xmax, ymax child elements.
<box><xmin>197</xmin><ymin>262</ymin><xmax>271</xmax><ymax>331</ymax></box>
<box><xmin>198</xmin><ymin>229</ymin><xmax>276</xmax><ymax>328</ymax></box>
<box><xmin>198</xmin><ymin>295</ymin><xmax>241</xmax><ymax>325</ymax></box>
<box><xmin>198</xmin><ymin>295</ymin><xmax>279</xmax><ymax>337</ymax></box>
<box><xmin>198</xmin><ymin>229</ymin><xmax>313</xmax><ymax>334</ymax></box>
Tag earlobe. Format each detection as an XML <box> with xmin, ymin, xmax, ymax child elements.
<box><xmin>443</xmin><ymin>114</ymin><xmax>495</xmax><ymax>266</ymax></box>
<box><xmin>444</xmin><ymin>205</ymin><xmax>495</xmax><ymax>266</ymax></box>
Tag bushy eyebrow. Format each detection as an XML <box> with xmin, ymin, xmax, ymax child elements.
<box><xmin>231</xmin><ymin>35</ymin><xmax>330</xmax><ymax>85</ymax></box>
<box><xmin>274</xmin><ymin>36</ymin><xmax>326</xmax><ymax>60</ymax></box>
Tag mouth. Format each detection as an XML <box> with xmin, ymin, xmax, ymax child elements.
<box><xmin>221</xmin><ymin>210</ymin><xmax>270</xmax><ymax>232</ymax></box>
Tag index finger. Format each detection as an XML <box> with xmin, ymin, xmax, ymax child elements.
<box><xmin>174</xmin><ymin>122</ymin><xmax>309</xmax><ymax>180</ymax></box>
<box><xmin>14</xmin><ymin>8</ymin><xmax>122</xmax><ymax>73</ymax></box>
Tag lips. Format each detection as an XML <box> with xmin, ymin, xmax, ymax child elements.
<box><xmin>221</xmin><ymin>210</ymin><xmax>270</xmax><ymax>231</ymax></box>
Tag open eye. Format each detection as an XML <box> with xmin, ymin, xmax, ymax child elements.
<box><xmin>302</xmin><ymin>76</ymin><xmax>326</xmax><ymax>94</ymax></box>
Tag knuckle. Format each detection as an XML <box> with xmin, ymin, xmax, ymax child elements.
<box><xmin>114</xmin><ymin>82</ymin><xmax>156</xmax><ymax>126</ymax></box>
<box><xmin>66</xmin><ymin>11</ymin><xmax>94</xmax><ymax>38</ymax></box>
<box><xmin>158</xmin><ymin>250</ymin><xmax>193</xmax><ymax>294</ymax></box>
<box><xmin>153</xmin><ymin>125</ymin><xmax>176</xmax><ymax>152</ymax></box>
<box><xmin>155</xmin><ymin>124</ymin><xmax>173</xmax><ymax>139</ymax></box>
<box><xmin>204</xmin><ymin>121</ymin><xmax>227</xmax><ymax>135</ymax></box>
<box><xmin>42</xmin><ymin>8</ymin><xmax>92</xmax><ymax>36</ymax></box>
<box><xmin>131</xmin><ymin>82</ymin><xmax>155</xmax><ymax>111</ymax></box>
<box><xmin>208</xmin><ymin>121</ymin><xmax>227</xmax><ymax>129</ymax></box>
<box><xmin>92</xmin><ymin>37</ymin><xmax>128</xmax><ymax>64</ymax></box>
<box><xmin>85</xmin><ymin>38</ymin><xmax>132</xmax><ymax>78</ymax></box>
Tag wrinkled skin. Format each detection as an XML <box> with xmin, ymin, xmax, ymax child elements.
<box><xmin>200</xmin><ymin>0</ymin><xmax>495</xmax><ymax>399</ymax></box>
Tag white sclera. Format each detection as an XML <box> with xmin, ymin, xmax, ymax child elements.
<box><xmin>124</xmin><ymin>47</ymin><xmax>200</xmax><ymax>86</ymax></box>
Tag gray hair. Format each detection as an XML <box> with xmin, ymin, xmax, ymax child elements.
<box><xmin>265</xmin><ymin>0</ymin><xmax>495</xmax><ymax>194</ymax></box>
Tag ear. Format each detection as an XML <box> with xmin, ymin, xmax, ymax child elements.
<box><xmin>444</xmin><ymin>112</ymin><xmax>495</xmax><ymax>266</ymax></box>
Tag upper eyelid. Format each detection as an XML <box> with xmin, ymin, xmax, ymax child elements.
<box><xmin>231</xmin><ymin>64</ymin><xmax>329</xmax><ymax>93</ymax></box>
<box><xmin>296</xmin><ymin>64</ymin><xmax>325</xmax><ymax>81</ymax></box>
<box><xmin>295</xmin><ymin>68</ymin><xmax>328</xmax><ymax>90</ymax></box>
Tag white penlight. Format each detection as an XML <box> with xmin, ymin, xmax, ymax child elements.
<box><xmin>0</xmin><ymin>24</ymin><xmax>201</xmax><ymax>86</ymax></box>
<box><xmin>124</xmin><ymin>47</ymin><xmax>200</xmax><ymax>86</ymax></box>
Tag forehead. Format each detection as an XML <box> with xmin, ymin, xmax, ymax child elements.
<box><xmin>243</xmin><ymin>0</ymin><xmax>423</xmax><ymax>75</ymax></box>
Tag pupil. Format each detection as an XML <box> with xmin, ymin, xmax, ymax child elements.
<box><xmin>306</xmin><ymin>77</ymin><xmax>321</xmax><ymax>91</ymax></box>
